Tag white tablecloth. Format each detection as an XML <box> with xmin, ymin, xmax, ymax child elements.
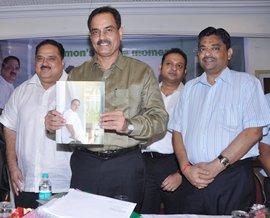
<box><xmin>142</xmin><ymin>215</ymin><xmax>231</xmax><ymax>218</ymax></box>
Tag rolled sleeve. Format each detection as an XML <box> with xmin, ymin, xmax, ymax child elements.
<box><xmin>242</xmin><ymin>78</ymin><xmax>270</xmax><ymax>134</ymax></box>
<box><xmin>0</xmin><ymin>90</ymin><xmax>18</xmax><ymax>131</ymax></box>
<box><xmin>168</xmin><ymin>89</ymin><xmax>184</xmax><ymax>133</ymax></box>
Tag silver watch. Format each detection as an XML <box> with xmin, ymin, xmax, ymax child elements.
<box><xmin>218</xmin><ymin>154</ymin><xmax>230</xmax><ymax>168</ymax></box>
<box><xmin>127</xmin><ymin>122</ymin><xmax>134</xmax><ymax>135</ymax></box>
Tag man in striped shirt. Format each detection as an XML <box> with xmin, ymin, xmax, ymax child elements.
<box><xmin>169</xmin><ymin>27</ymin><xmax>270</xmax><ymax>215</ymax></box>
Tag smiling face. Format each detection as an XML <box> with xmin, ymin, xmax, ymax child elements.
<box><xmin>160</xmin><ymin>53</ymin><xmax>186</xmax><ymax>85</ymax></box>
<box><xmin>89</xmin><ymin>12</ymin><xmax>123</xmax><ymax>61</ymax></box>
<box><xmin>35</xmin><ymin>44</ymin><xmax>64</xmax><ymax>89</ymax></box>
<box><xmin>71</xmin><ymin>99</ymin><xmax>80</xmax><ymax>112</ymax></box>
<box><xmin>1</xmin><ymin>59</ymin><xmax>20</xmax><ymax>84</ymax></box>
<box><xmin>197</xmin><ymin>35</ymin><xmax>233</xmax><ymax>76</ymax></box>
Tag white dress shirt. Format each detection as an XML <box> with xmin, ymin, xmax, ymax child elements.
<box><xmin>0</xmin><ymin>75</ymin><xmax>14</xmax><ymax>109</ymax></box>
<box><xmin>142</xmin><ymin>82</ymin><xmax>184</xmax><ymax>154</ymax></box>
<box><xmin>169</xmin><ymin>67</ymin><xmax>270</xmax><ymax>164</ymax></box>
<box><xmin>0</xmin><ymin>71</ymin><xmax>71</xmax><ymax>193</ymax></box>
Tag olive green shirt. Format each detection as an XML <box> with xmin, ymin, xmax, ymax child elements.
<box><xmin>69</xmin><ymin>53</ymin><xmax>168</xmax><ymax>151</ymax></box>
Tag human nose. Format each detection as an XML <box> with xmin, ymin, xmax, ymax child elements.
<box><xmin>40</xmin><ymin>57</ymin><xmax>50</xmax><ymax>65</ymax></box>
<box><xmin>98</xmin><ymin>29</ymin><xmax>108</xmax><ymax>39</ymax></box>
<box><xmin>202</xmin><ymin>48</ymin><xmax>214</xmax><ymax>56</ymax></box>
<box><xmin>171</xmin><ymin>64</ymin><xmax>178</xmax><ymax>71</ymax></box>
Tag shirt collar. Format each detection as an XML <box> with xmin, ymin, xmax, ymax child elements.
<box><xmin>0</xmin><ymin>75</ymin><xmax>14</xmax><ymax>88</ymax></box>
<box><xmin>159</xmin><ymin>82</ymin><xmax>184</xmax><ymax>92</ymax></box>
<box><xmin>159</xmin><ymin>82</ymin><xmax>184</xmax><ymax>98</ymax></box>
<box><xmin>194</xmin><ymin>67</ymin><xmax>231</xmax><ymax>86</ymax></box>
<box><xmin>27</xmin><ymin>70</ymin><xmax>68</xmax><ymax>87</ymax></box>
<box><xmin>93</xmin><ymin>52</ymin><xmax>124</xmax><ymax>71</ymax></box>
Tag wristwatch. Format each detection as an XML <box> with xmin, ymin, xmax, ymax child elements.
<box><xmin>126</xmin><ymin>120</ymin><xmax>134</xmax><ymax>135</ymax></box>
<box><xmin>218</xmin><ymin>154</ymin><xmax>230</xmax><ymax>168</ymax></box>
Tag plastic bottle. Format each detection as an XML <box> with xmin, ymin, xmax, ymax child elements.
<box><xmin>38</xmin><ymin>172</ymin><xmax>52</xmax><ymax>201</ymax></box>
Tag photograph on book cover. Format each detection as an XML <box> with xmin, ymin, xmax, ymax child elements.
<box><xmin>56</xmin><ymin>81</ymin><xmax>105</xmax><ymax>146</ymax></box>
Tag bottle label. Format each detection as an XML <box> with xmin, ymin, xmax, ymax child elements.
<box><xmin>39</xmin><ymin>191</ymin><xmax>52</xmax><ymax>201</ymax></box>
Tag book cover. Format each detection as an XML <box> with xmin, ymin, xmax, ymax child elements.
<box><xmin>56</xmin><ymin>81</ymin><xmax>105</xmax><ymax>146</ymax></box>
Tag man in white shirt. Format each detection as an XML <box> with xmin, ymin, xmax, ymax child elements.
<box><xmin>61</xmin><ymin>99</ymin><xmax>84</xmax><ymax>144</ymax></box>
<box><xmin>169</xmin><ymin>27</ymin><xmax>270</xmax><ymax>214</ymax></box>
<box><xmin>141</xmin><ymin>48</ymin><xmax>186</xmax><ymax>214</ymax></box>
<box><xmin>0</xmin><ymin>56</ymin><xmax>20</xmax><ymax>114</ymax></box>
<box><xmin>0</xmin><ymin>39</ymin><xmax>72</xmax><ymax>208</ymax></box>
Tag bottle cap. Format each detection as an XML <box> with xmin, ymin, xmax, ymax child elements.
<box><xmin>41</xmin><ymin>173</ymin><xmax>49</xmax><ymax>179</ymax></box>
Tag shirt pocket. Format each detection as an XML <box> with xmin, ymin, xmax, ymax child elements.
<box><xmin>107</xmin><ymin>88</ymin><xmax>129</xmax><ymax>112</ymax></box>
<box><xmin>218</xmin><ymin>105</ymin><xmax>239</xmax><ymax>132</ymax></box>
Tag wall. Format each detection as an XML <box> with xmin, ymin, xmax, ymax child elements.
<box><xmin>0</xmin><ymin>1</ymin><xmax>270</xmax><ymax>76</ymax></box>
<box><xmin>0</xmin><ymin>1</ymin><xmax>270</xmax><ymax>39</ymax></box>
<box><xmin>245</xmin><ymin>38</ymin><xmax>270</xmax><ymax>75</ymax></box>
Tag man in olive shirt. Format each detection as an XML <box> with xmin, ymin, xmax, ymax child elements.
<box><xmin>45</xmin><ymin>6</ymin><xmax>168</xmax><ymax>212</ymax></box>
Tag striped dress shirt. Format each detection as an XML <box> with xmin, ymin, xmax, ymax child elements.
<box><xmin>169</xmin><ymin>67</ymin><xmax>270</xmax><ymax>164</ymax></box>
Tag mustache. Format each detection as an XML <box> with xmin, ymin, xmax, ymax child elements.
<box><xmin>41</xmin><ymin>65</ymin><xmax>51</xmax><ymax>70</ymax></box>
<box><xmin>202</xmin><ymin>57</ymin><xmax>215</xmax><ymax>61</ymax></box>
<box><xmin>97</xmin><ymin>39</ymin><xmax>111</xmax><ymax>46</ymax></box>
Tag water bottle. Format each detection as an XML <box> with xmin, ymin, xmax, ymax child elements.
<box><xmin>38</xmin><ymin>172</ymin><xmax>52</xmax><ymax>201</ymax></box>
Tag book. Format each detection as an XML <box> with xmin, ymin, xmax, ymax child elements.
<box><xmin>56</xmin><ymin>81</ymin><xmax>105</xmax><ymax>146</ymax></box>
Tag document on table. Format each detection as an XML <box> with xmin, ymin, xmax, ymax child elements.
<box><xmin>37</xmin><ymin>189</ymin><xmax>136</xmax><ymax>218</ymax></box>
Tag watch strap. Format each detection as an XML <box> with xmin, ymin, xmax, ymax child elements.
<box><xmin>218</xmin><ymin>154</ymin><xmax>230</xmax><ymax>168</ymax></box>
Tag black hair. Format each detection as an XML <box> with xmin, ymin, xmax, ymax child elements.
<box><xmin>198</xmin><ymin>27</ymin><xmax>231</xmax><ymax>50</ymax></box>
<box><xmin>87</xmin><ymin>6</ymin><xmax>121</xmax><ymax>30</ymax></box>
<box><xmin>161</xmin><ymin>48</ymin><xmax>187</xmax><ymax>69</ymax></box>
<box><xmin>35</xmin><ymin>39</ymin><xmax>65</xmax><ymax>59</ymax></box>
<box><xmin>1</xmin><ymin>56</ymin><xmax>20</xmax><ymax>68</ymax></box>
<box><xmin>71</xmin><ymin>99</ymin><xmax>80</xmax><ymax>105</ymax></box>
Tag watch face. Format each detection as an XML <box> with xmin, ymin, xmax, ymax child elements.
<box><xmin>128</xmin><ymin>124</ymin><xmax>134</xmax><ymax>131</ymax></box>
<box><xmin>218</xmin><ymin>155</ymin><xmax>229</xmax><ymax>167</ymax></box>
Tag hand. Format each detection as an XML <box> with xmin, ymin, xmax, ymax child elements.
<box><xmin>183</xmin><ymin>165</ymin><xmax>213</xmax><ymax>189</ymax></box>
<box><xmin>9</xmin><ymin>165</ymin><xmax>23</xmax><ymax>196</ymax></box>
<box><xmin>161</xmin><ymin>172</ymin><xmax>182</xmax><ymax>192</ymax></box>
<box><xmin>45</xmin><ymin>110</ymin><xmax>65</xmax><ymax>132</ymax></box>
<box><xmin>196</xmin><ymin>159</ymin><xmax>224</xmax><ymax>181</ymax></box>
<box><xmin>100</xmin><ymin>110</ymin><xmax>128</xmax><ymax>133</ymax></box>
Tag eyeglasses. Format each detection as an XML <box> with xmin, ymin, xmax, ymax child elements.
<box><xmin>35</xmin><ymin>56</ymin><xmax>58</xmax><ymax>64</ymax></box>
<box><xmin>90</xmin><ymin>26</ymin><xmax>118</xmax><ymax>38</ymax></box>
<box><xmin>197</xmin><ymin>46</ymin><xmax>222</xmax><ymax>54</ymax></box>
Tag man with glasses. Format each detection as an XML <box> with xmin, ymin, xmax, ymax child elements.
<box><xmin>45</xmin><ymin>6</ymin><xmax>168</xmax><ymax>212</ymax></box>
<box><xmin>0</xmin><ymin>56</ymin><xmax>20</xmax><ymax>114</ymax></box>
<box><xmin>169</xmin><ymin>27</ymin><xmax>270</xmax><ymax>214</ymax></box>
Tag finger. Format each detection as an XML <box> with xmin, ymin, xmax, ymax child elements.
<box><xmin>194</xmin><ymin>178</ymin><xmax>213</xmax><ymax>187</ymax></box>
<box><xmin>46</xmin><ymin>117</ymin><xmax>65</xmax><ymax>131</ymax></box>
<box><xmin>199</xmin><ymin>173</ymin><xmax>214</xmax><ymax>180</ymax></box>
<box><xmin>160</xmin><ymin>181</ymin><xmax>168</xmax><ymax>189</ymax></box>
<box><xmin>197</xmin><ymin>169</ymin><xmax>210</xmax><ymax>175</ymax></box>
<box><xmin>12</xmin><ymin>181</ymin><xmax>20</xmax><ymax>195</ymax></box>
<box><xmin>50</xmin><ymin>110</ymin><xmax>63</xmax><ymax>117</ymax></box>
<box><xmin>161</xmin><ymin>177</ymin><xmax>168</xmax><ymax>187</ymax></box>
<box><xmin>162</xmin><ymin>185</ymin><xmax>172</xmax><ymax>192</ymax></box>
<box><xmin>101</xmin><ymin>111</ymin><xmax>116</xmax><ymax>118</ymax></box>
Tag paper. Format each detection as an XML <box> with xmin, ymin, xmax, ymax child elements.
<box><xmin>56</xmin><ymin>81</ymin><xmax>105</xmax><ymax>146</ymax></box>
<box><xmin>37</xmin><ymin>189</ymin><xmax>136</xmax><ymax>218</ymax></box>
